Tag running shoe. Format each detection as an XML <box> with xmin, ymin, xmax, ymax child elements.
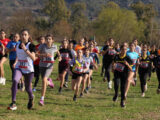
<box><xmin>108</xmin><ymin>81</ymin><xmax>112</xmax><ymax>89</ymax></box>
<box><xmin>120</xmin><ymin>101</ymin><xmax>126</xmax><ymax>108</ymax></box>
<box><xmin>63</xmin><ymin>82</ymin><xmax>68</xmax><ymax>88</ymax></box>
<box><xmin>157</xmin><ymin>89</ymin><xmax>160</xmax><ymax>94</ymax></box>
<box><xmin>48</xmin><ymin>78</ymin><xmax>54</xmax><ymax>88</ymax></box>
<box><xmin>27</xmin><ymin>95</ymin><xmax>34</xmax><ymax>109</ymax></box>
<box><xmin>112</xmin><ymin>95</ymin><xmax>118</xmax><ymax>102</ymax></box>
<box><xmin>141</xmin><ymin>93</ymin><xmax>145</xmax><ymax>97</ymax></box>
<box><xmin>0</xmin><ymin>77</ymin><xmax>2</xmax><ymax>84</ymax></box>
<box><xmin>103</xmin><ymin>77</ymin><xmax>107</xmax><ymax>82</ymax></box>
<box><xmin>73</xmin><ymin>95</ymin><xmax>77</xmax><ymax>101</ymax></box>
<box><xmin>58</xmin><ymin>87</ymin><xmax>62</xmax><ymax>93</ymax></box>
<box><xmin>33</xmin><ymin>88</ymin><xmax>36</xmax><ymax>92</ymax></box>
<box><xmin>1</xmin><ymin>78</ymin><xmax>6</xmax><ymax>85</ymax></box>
<box><xmin>39</xmin><ymin>100</ymin><xmax>44</xmax><ymax>106</ymax></box>
<box><xmin>80</xmin><ymin>93</ymin><xmax>83</xmax><ymax>97</ymax></box>
<box><xmin>8</xmin><ymin>102</ymin><xmax>17</xmax><ymax>111</ymax></box>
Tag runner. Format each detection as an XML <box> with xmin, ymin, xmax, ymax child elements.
<box><xmin>80</xmin><ymin>48</ymin><xmax>97</xmax><ymax>97</ymax></box>
<box><xmin>138</xmin><ymin>45</ymin><xmax>152</xmax><ymax>97</ymax></box>
<box><xmin>69</xmin><ymin>49</ymin><xmax>88</xmax><ymax>101</ymax></box>
<box><xmin>153</xmin><ymin>49</ymin><xmax>160</xmax><ymax>94</ymax></box>
<box><xmin>102</xmin><ymin>38</ymin><xmax>116</xmax><ymax>89</ymax></box>
<box><xmin>32</xmin><ymin>36</ymin><xmax>45</xmax><ymax>92</ymax></box>
<box><xmin>57</xmin><ymin>40</ymin><xmax>72</xmax><ymax>93</ymax></box>
<box><xmin>0</xmin><ymin>29</ymin><xmax>10</xmax><ymax>85</ymax></box>
<box><xmin>125</xmin><ymin>43</ymin><xmax>139</xmax><ymax>97</ymax></box>
<box><xmin>38</xmin><ymin>34</ymin><xmax>61</xmax><ymax>106</ymax></box>
<box><xmin>112</xmin><ymin>45</ymin><xmax>132</xmax><ymax>107</ymax></box>
<box><xmin>8</xmin><ymin>29</ymin><xmax>35</xmax><ymax>110</ymax></box>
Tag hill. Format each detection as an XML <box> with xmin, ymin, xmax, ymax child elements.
<box><xmin>0</xmin><ymin>0</ymin><xmax>160</xmax><ymax>19</ymax></box>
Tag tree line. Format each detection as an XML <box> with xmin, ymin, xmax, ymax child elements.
<box><xmin>0</xmin><ymin>0</ymin><xmax>159</xmax><ymax>46</ymax></box>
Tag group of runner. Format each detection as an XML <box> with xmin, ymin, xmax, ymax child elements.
<box><xmin>0</xmin><ymin>29</ymin><xmax>160</xmax><ymax>110</ymax></box>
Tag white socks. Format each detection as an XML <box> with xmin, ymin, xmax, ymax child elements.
<box><xmin>41</xmin><ymin>96</ymin><xmax>44</xmax><ymax>100</ymax></box>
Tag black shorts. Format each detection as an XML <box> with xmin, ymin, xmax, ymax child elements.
<box><xmin>58</xmin><ymin>63</ymin><xmax>69</xmax><ymax>74</ymax></box>
<box><xmin>72</xmin><ymin>73</ymin><xmax>83</xmax><ymax>79</ymax></box>
<box><xmin>83</xmin><ymin>72</ymin><xmax>89</xmax><ymax>76</ymax></box>
<box><xmin>0</xmin><ymin>54</ymin><xmax>8</xmax><ymax>60</ymax></box>
<box><xmin>90</xmin><ymin>65</ymin><xmax>94</xmax><ymax>70</ymax></box>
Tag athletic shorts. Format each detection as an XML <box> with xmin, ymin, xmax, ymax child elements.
<box><xmin>0</xmin><ymin>53</ymin><xmax>7</xmax><ymax>60</ymax></box>
<box><xmin>83</xmin><ymin>72</ymin><xmax>89</xmax><ymax>76</ymax></box>
<box><xmin>89</xmin><ymin>65</ymin><xmax>94</xmax><ymax>70</ymax></box>
<box><xmin>39</xmin><ymin>67</ymin><xmax>53</xmax><ymax>78</ymax></box>
<box><xmin>58</xmin><ymin>63</ymin><xmax>69</xmax><ymax>74</ymax></box>
<box><xmin>72</xmin><ymin>72</ymin><xmax>83</xmax><ymax>80</ymax></box>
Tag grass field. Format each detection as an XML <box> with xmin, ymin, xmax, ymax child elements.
<box><xmin>0</xmin><ymin>57</ymin><xmax>160</xmax><ymax>120</ymax></box>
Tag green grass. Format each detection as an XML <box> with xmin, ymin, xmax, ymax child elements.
<box><xmin>0</xmin><ymin>57</ymin><xmax>160</xmax><ymax>120</ymax></box>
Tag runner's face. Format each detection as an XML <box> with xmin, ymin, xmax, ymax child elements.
<box><xmin>79</xmin><ymin>39</ymin><xmax>84</xmax><ymax>46</ymax></box>
<box><xmin>121</xmin><ymin>47</ymin><xmax>127</xmax><ymax>54</ymax></box>
<box><xmin>130</xmin><ymin>44</ymin><xmax>135</xmax><ymax>51</ymax></box>
<box><xmin>14</xmin><ymin>34</ymin><xmax>20</xmax><ymax>42</ymax></box>
<box><xmin>143</xmin><ymin>46</ymin><xmax>147</xmax><ymax>55</ymax></box>
<box><xmin>40</xmin><ymin>37</ymin><xmax>45</xmax><ymax>44</ymax></box>
<box><xmin>85</xmin><ymin>42</ymin><xmax>89</xmax><ymax>48</ymax></box>
<box><xmin>134</xmin><ymin>40</ymin><xmax>137</xmax><ymax>46</ymax></box>
<box><xmin>63</xmin><ymin>41</ymin><xmax>68</xmax><ymax>48</ymax></box>
<box><xmin>0</xmin><ymin>31</ymin><xmax>6</xmax><ymax>39</ymax></box>
<box><xmin>77</xmin><ymin>50</ymin><xmax>83</xmax><ymax>58</ymax></box>
<box><xmin>109</xmin><ymin>39</ymin><xmax>114</xmax><ymax>46</ymax></box>
<box><xmin>69</xmin><ymin>43</ymin><xmax>73</xmax><ymax>49</ymax></box>
<box><xmin>46</xmin><ymin>37</ymin><xmax>53</xmax><ymax>45</ymax></box>
<box><xmin>85</xmin><ymin>50</ymin><xmax>90</xmax><ymax>56</ymax></box>
<box><xmin>21</xmin><ymin>31</ymin><xmax>30</xmax><ymax>43</ymax></box>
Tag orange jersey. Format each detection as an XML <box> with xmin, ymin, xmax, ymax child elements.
<box><xmin>74</xmin><ymin>44</ymin><xmax>85</xmax><ymax>52</ymax></box>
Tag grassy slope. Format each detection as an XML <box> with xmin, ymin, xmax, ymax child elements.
<box><xmin>0</xmin><ymin>55</ymin><xmax>160</xmax><ymax>120</ymax></box>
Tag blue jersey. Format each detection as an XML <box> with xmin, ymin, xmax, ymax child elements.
<box><xmin>6</xmin><ymin>41</ymin><xmax>20</xmax><ymax>60</ymax></box>
<box><xmin>127</xmin><ymin>51</ymin><xmax>139</xmax><ymax>72</ymax></box>
<box><xmin>90</xmin><ymin>52</ymin><xmax>99</xmax><ymax>64</ymax></box>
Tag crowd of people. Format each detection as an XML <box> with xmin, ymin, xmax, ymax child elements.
<box><xmin>0</xmin><ymin>28</ymin><xmax>160</xmax><ymax>110</ymax></box>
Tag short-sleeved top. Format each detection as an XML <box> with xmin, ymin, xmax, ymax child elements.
<box><xmin>75</xmin><ymin>44</ymin><xmax>85</xmax><ymax>52</ymax></box>
<box><xmin>114</xmin><ymin>54</ymin><xmax>133</xmax><ymax>73</ymax></box>
<box><xmin>103</xmin><ymin>45</ymin><xmax>116</xmax><ymax>63</ymax></box>
<box><xmin>150</xmin><ymin>50</ymin><xmax>158</xmax><ymax>59</ymax></box>
<box><xmin>39</xmin><ymin>44</ymin><xmax>57</xmax><ymax>68</ymax></box>
<box><xmin>90</xmin><ymin>52</ymin><xmax>99</xmax><ymax>64</ymax></box>
<box><xmin>70</xmin><ymin>49</ymin><xmax>77</xmax><ymax>58</ymax></box>
<box><xmin>139</xmin><ymin>56</ymin><xmax>151</xmax><ymax>73</ymax></box>
<box><xmin>6</xmin><ymin>40</ymin><xmax>20</xmax><ymax>60</ymax></box>
<box><xmin>127</xmin><ymin>51</ymin><xmax>139</xmax><ymax>72</ymax></box>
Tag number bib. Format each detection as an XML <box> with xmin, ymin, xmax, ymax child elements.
<box><xmin>18</xmin><ymin>60</ymin><xmax>28</xmax><ymax>69</ymax></box>
<box><xmin>140</xmin><ymin>62</ymin><xmax>149</xmax><ymax>68</ymax></box>
<box><xmin>42</xmin><ymin>56</ymin><xmax>54</xmax><ymax>63</ymax></box>
<box><xmin>115</xmin><ymin>63</ymin><xmax>125</xmax><ymax>72</ymax></box>
<box><xmin>108</xmin><ymin>49</ymin><xmax>116</xmax><ymax>55</ymax></box>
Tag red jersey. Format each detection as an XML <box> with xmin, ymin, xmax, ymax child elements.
<box><xmin>34</xmin><ymin>44</ymin><xmax>40</xmax><ymax>65</ymax></box>
<box><xmin>93</xmin><ymin>48</ymin><xmax>98</xmax><ymax>53</ymax></box>
<box><xmin>0</xmin><ymin>38</ymin><xmax>10</xmax><ymax>47</ymax></box>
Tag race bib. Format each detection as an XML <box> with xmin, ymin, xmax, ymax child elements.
<box><xmin>108</xmin><ymin>49</ymin><xmax>116</xmax><ymax>55</ymax></box>
<box><xmin>140</xmin><ymin>62</ymin><xmax>149</xmax><ymax>68</ymax></box>
<box><xmin>18</xmin><ymin>60</ymin><xmax>28</xmax><ymax>69</ymax></box>
<box><xmin>42</xmin><ymin>56</ymin><xmax>54</xmax><ymax>63</ymax></box>
<box><xmin>115</xmin><ymin>63</ymin><xmax>125</xmax><ymax>72</ymax></box>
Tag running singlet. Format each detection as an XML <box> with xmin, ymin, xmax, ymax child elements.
<box><xmin>15</xmin><ymin>42</ymin><xmax>34</xmax><ymax>73</ymax></box>
<box><xmin>70</xmin><ymin>58</ymin><xmax>86</xmax><ymax>74</ymax></box>
<box><xmin>114</xmin><ymin>55</ymin><xmax>133</xmax><ymax>73</ymax></box>
<box><xmin>83</xmin><ymin>56</ymin><xmax>93</xmax><ymax>73</ymax></box>
<box><xmin>127</xmin><ymin>51</ymin><xmax>139</xmax><ymax>72</ymax></box>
